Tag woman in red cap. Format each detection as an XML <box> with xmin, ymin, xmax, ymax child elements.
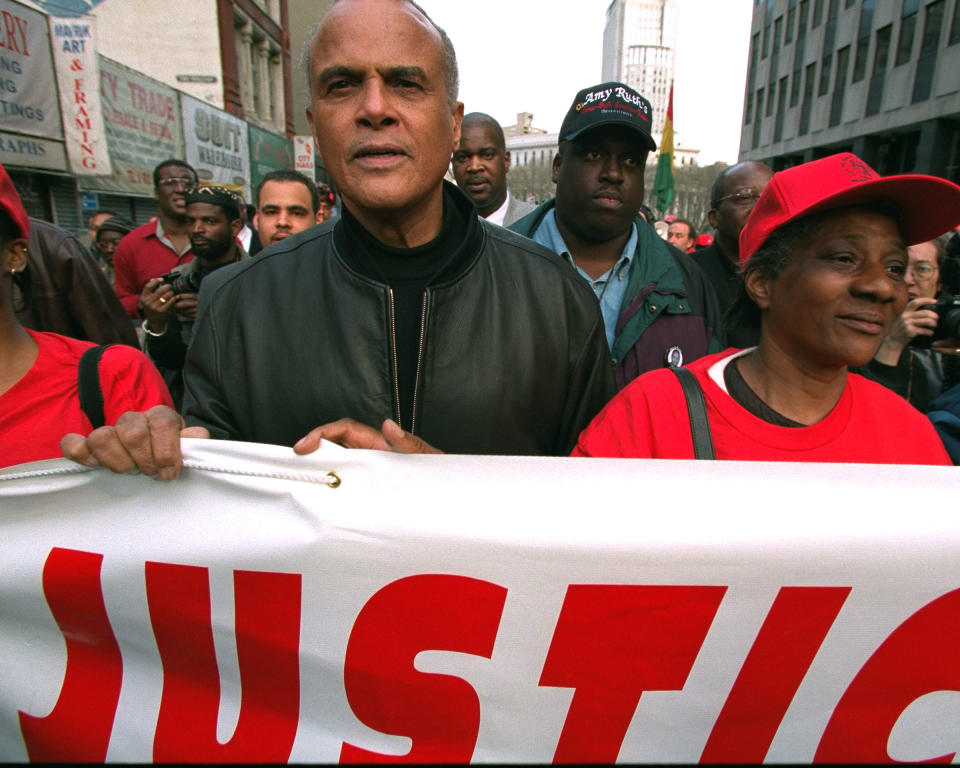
<box><xmin>573</xmin><ymin>153</ymin><xmax>960</xmax><ymax>464</ymax></box>
<box><xmin>0</xmin><ymin>163</ymin><xmax>173</xmax><ymax>468</ymax></box>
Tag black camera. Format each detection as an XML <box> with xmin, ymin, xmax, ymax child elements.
<box><xmin>158</xmin><ymin>269</ymin><xmax>202</xmax><ymax>296</ymax></box>
<box><xmin>912</xmin><ymin>296</ymin><xmax>960</xmax><ymax>348</ymax></box>
<box><xmin>912</xmin><ymin>236</ymin><xmax>960</xmax><ymax>349</ymax></box>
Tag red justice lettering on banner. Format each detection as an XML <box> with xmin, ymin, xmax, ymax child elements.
<box><xmin>700</xmin><ymin>586</ymin><xmax>851</xmax><ymax>763</ymax></box>
<box><xmin>540</xmin><ymin>584</ymin><xmax>727</xmax><ymax>763</ymax></box>
<box><xmin>339</xmin><ymin>574</ymin><xmax>507</xmax><ymax>763</ymax></box>
<box><xmin>815</xmin><ymin>587</ymin><xmax>960</xmax><ymax>763</ymax></box>
<box><xmin>18</xmin><ymin>547</ymin><xmax>122</xmax><ymax>762</ymax></box>
<box><xmin>146</xmin><ymin>562</ymin><xmax>302</xmax><ymax>762</ymax></box>
<box><xmin>18</xmin><ymin>548</ymin><xmax>301</xmax><ymax>762</ymax></box>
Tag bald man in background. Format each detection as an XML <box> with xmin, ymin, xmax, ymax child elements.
<box><xmin>452</xmin><ymin>112</ymin><xmax>534</xmax><ymax>227</ymax></box>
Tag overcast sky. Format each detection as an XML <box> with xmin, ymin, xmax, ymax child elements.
<box><xmin>419</xmin><ymin>0</ymin><xmax>754</xmax><ymax>166</ymax></box>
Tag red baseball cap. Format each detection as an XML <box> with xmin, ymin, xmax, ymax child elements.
<box><xmin>739</xmin><ymin>152</ymin><xmax>960</xmax><ymax>267</ymax></box>
<box><xmin>0</xmin><ymin>163</ymin><xmax>29</xmax><ymax>241</ymax></box>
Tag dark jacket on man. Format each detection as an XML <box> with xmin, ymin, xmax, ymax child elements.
<box><xmin>693</xmin><ymin>240</ymin><xmax>758</xmax><ymax>349</ymax></box>
<box><xmin>16</xmin><ymin>218</ymin><xmax>138</xmax><ymax>347</ymax></box>
<box><xmin>510</xmin><ymin>200</ymin><xmax>723</xmax><ymax>389</ymax></box>
<box><xmin>182</xmin><ymin>183</ymin><xmax>615</xmax><ymax>455</ymax></box>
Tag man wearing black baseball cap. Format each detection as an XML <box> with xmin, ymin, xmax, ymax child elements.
<box><xmin>139</xmin><ymin>185</ymin><xmax>248</xmax><ymax>409</ymax></box>
<box><xmin>510</xmin><ymin>82</ymin><xmax>723</xmax><ymax>389</ymax></box>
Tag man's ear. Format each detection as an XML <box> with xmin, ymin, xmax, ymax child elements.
<box><xmin>230</xmin><ymin>217</ymin><xmax>243</xmax><ymax>238</ymax></box>
<box><xmin>552</xmin><ymin>152</ymin><xmax>562</xmax><ymax>184</ymax></box>
<box><xmin>744</xmin><ymin>268</ymin><xmax>772</xmax><ymax>311</ymax></box>
<box><xmin>707</xmin><ymin>208</ymin><xmax>719</xmax><ymax>230</ymax></box>
<box><xmin>450</xmin><ymin>101</ymin><xmax>465</xmax><ymax>150</ymax></box>
<box><xmin>503</xmin><ymin>150</ymin><xmax>511</xmax><ymax>172</ymax></box>
<box><xmin>2</xmin><ymin>238</ymin><xmax>28</xmax><ymax>274</ymax></box>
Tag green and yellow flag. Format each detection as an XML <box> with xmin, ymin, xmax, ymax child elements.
<box><xmin>652</xmin><ymin>82</ymin><xmax>675</xmax><ymax>216</ymax></box>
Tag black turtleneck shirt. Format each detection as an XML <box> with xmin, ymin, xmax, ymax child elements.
<box><xmin>334</xmin><ymin>187</ymin><xmax>477</xmax><ymax>430</ymax></box>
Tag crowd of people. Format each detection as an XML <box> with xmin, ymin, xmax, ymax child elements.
<box><xmin>3</xmin><ymin>0</ymin><xmax>960</xmax><ymax>475</ymax></box>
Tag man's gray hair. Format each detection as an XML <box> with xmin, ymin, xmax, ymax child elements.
<box><xmin>299</xmin><ymin>0</ymin><xmax>460</xmax><ymax>104</ymax></box>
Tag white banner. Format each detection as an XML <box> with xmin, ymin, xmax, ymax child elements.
<box><xmin>48</xmin><ymin>16</ymin><xmax>110</xmax><ymax>175</ymax></box>
<box><xmin>1</xmin><ymin>441</ymin><xmax>959</xmax><ymax>762</ymax></box>
<box><xmin>181</xmin><ymin>94</ymin><xmax>250</xmax><ymax>201</ymax></box>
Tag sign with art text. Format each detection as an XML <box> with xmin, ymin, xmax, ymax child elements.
<box><xmin>181</xmin><ymin>94</ymin><xmax>249</xmax><ymax>201</ymax></box>
<box><xmin>1</xmin><ymin>442</ymin><xmax>959</xmax><ymax>762</ymax></box>
<box><xmin>49</xmin><ymin>16</ymin><xmax>110</xmax><ymax>175</ymax></box>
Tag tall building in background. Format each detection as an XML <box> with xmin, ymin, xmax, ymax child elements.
<box><xmin>740</xmin><ymin>0</ymin><xmax>960</xmax><ymax>181</ymax></box>
<box><xmin>602</xmin><ymin>0</ymin><xmax>678</xmax><ymax>134</ymax></box>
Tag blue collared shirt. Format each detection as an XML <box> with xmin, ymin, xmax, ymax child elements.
<box><xmin>531</xmin><ymin>209</ymin><xmax>637</xmax><ymax>351</ymax></box>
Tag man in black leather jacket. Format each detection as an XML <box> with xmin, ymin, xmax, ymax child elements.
<box><xmin>62</xmin><ymin>0</ymin><xmax>614</xmax><ymax>475</ymax></box>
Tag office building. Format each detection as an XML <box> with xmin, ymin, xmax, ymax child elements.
<box><xmin>740</xmin><ymin>0</ymin><xmax>960</xmax><ymax>181</ymax></box>
<box><xmin>602</xmin><ymin>0</ymin><xmax>678</xmax><ymax>134</ymax></box>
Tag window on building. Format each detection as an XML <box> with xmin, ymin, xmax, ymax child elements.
<box><xmin>866</xmin><ymin>24</ymin><xmax>892</xmax><ymax>116</ymax></box>
<box><xmin>813</xmin><ymin>0</ymin><xmax>824</xmax><ymax>27</ymax></box>
<box><xmin>790</xmin><ymin>68</ymin><xmax>801</xmax><ymax>107</ymax></box>
<box><xmin>774</xmin><ymin>15</ymin><xmax>784</xmax><ymax>52</ymax></box>
<box><xmin>830</xmin><ymin>45</ymin><xmax>850</xmax><ymax>127</ymax></box>
<box><xmin>799</xmin><ymin>62</ymin><xmax>816</xmax><ymax>135</ymax></box>
<box><xmin>774</xmin><ymin>76</ymin><xmax>789</xmax><ymax>142</ymax></box>
<box><xmin>790</xmin><ymin>0</ymin><xmax>808</xmax><ymax>106</ymax></box>
<box><xmin>845</xmin><ymin>0</ymin><xmax>856</xmax><ymax>8</ymax></box>
<box><xmin>745</xmin><ymin>90</ymin><xmax>754</xmax><ymax>124</ymax></box>
<box><xmin>819</xmin><ymin>0</ymin><xmax>840</xmax><ymax>95</ymax></box>
<box><xmin>819</xmin><ymin>53</ymin><xmax>833</xmax><ymax>95</ymax></box>
<box><xmin>766</xmin><ymin>76</ymin><xmax>776</xmax><ymax>116</ymax></box>
<box><xmin>852</xmin><ymin>0</ymin><xmax>876</xmax><ymax>82</ymax></box>
<box><xmin>752</xmin><ymin>87</ymin><xmax>764</xmax><ymax>149</ymax></box>
<box><xmin>896</xmin><ymin>0</ymin><xmax>919</xmax><ymax>65</ymax></box>
<box><xmin>762</xmin><ymin>0</ymin><xmax>775</xmax><ymax>58</ymax></box>
<box><xmin>951</xmin><ymin>0</ymin><xmax>960</xmax><ymax>45</ymax></box>
<box><xmin>786</xmin><ymin>0</ymin><xmax>797</xmax><ymax>42</ymax></box>
<box><xmin>912</xmin><ymin>0</ymin><xmax>945</xmax><ymax>103</ymax></box>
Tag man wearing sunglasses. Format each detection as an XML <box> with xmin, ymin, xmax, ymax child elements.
<box><xmin>695</xmin><ymin>160</ymin><xmax>773</xmax><ymax>347</ymax></box>
<box><xmin>113</xmin><ymin>159</ymin><xmax>198</xmax><ymax>318</ymax></box>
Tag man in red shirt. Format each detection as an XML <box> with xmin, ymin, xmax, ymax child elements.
<box><xmin>112</xmin><ymin>159</ymin><xmax>196</xmax><ymax>318</ymax></box>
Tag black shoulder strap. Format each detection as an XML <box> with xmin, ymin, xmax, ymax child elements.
<box><xmin>78</xmin><ymin>344</ymin><xmax>109</xmax><ymax>429</ymax></box>
<box><xmin>669</xmin><ymin>365</ymin><xmax>716</xmax><ymax>460</ymax></box>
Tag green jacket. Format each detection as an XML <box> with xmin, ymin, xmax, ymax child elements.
<box><xmin>510</xmin><ymin>199</ymin><xmax>724</xmax><ymax>389</ymax></box>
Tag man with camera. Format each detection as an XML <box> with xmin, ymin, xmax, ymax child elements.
<box><xmin>855</xmin><ymin>232</ymin><xmax>960</xmax><ymax>409</ymax></box>
<box><xmin>140</xmin><ymin>185</ymin><xmax>247</xmax><ymax>409</ymax></box>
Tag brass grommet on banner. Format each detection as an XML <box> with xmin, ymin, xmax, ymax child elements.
<box><xmin>324</xmin><ymin>471</ymin><xmax>341</xmax><ymax>488</ymax></box>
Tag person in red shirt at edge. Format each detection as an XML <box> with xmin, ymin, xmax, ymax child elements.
<box><xmin>0</xmin><ymin>163</ymin><xmax>174</xmax><ymax>469</ymax></box>
<box><xmin>573</xmin><ymin>152</ymin><xmax>960</xmax><ymax>464</ymax></box>
<box><xmin>113</xmin><ymin>159</ymin><xmax>196</xmax><ymax>318</ymax></box>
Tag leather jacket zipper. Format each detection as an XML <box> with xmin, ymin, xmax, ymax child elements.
<box><xmin>388</xmin><ymin>288</ymin><xmax>402</xmax><ymax>428</ymax></box>
<box><xmin>410</xmin><ymin>291</ymin><xmax>429</xmax><ymax>435</ymax></box>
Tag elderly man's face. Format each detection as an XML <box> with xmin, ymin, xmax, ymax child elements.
<box><xmin>306</xmin><ymin>0</ymin><xmax>463</xmax><ymax>228</ymax></box>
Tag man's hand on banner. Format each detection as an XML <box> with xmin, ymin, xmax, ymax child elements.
<box><xmin>294</xmin><ymin>418</ymin><xmax>442</xmax><ymax>455</ymax></box>
<box><xmin>60</xmin><ymin>405</ymin><xmax>210</xmax><ymax>481</ymax></box>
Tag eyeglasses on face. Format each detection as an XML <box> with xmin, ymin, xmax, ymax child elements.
<box><xmin>908</xmin><ymin>263</ymin><xmax>937</xmax><ymax>279</ymax></box>
<box><xmin>717</xmin><ymin>188</ymin><xmax>762</xmax><ymax>206</ymax></box>
<box><xmin>157</xmin><ymin>177</ymin><xmax>195</xmax><ymax>190</ymax></box>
